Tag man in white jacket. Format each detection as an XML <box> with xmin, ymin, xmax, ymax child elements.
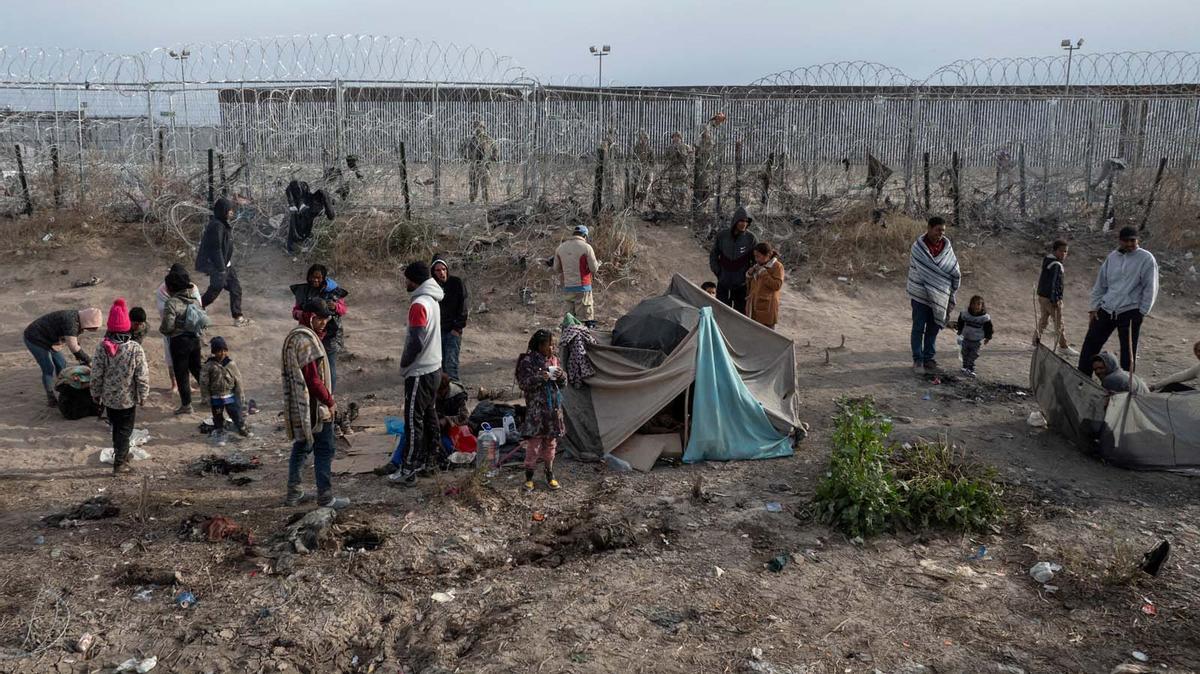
<box><xmin>1077</xmin><ymin>226</ymin><xmax>1159</xmax><ymax>375</ymax></box>
<box><xmin>392</xmin><ymin>261</ymin><xmax>444</xmax><ymax>487</ymax></box>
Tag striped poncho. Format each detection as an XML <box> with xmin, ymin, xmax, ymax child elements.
<box><xmin>907</xmin><ymin>235</ymin><xmax>962</xmax><ymax>327</ymax></box>
<box><xmin>281</xmin><ymin>326</ymin><xmax>330</xmax><ymax>446</ymax></box>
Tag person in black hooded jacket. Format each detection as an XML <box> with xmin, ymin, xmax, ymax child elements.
<box><xmin>196</xmin><ymin>197</ymin><xmax>247</xmax><ymax>326</ymax></box>
<box><xmin>708</xmin><ymin>205</ymin><xmax>757</xmax><ymax>314</ymax></box>
<box><xmin>431</xmin><ymin>255</ymin><xmax>468</xmax><ymax>382</ymax></box>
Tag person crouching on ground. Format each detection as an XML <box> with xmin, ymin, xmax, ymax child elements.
<box><xmin>90</xmin><ymin>299</ymin><xmax>149</xmax><ymax>475</ymax></box>
<box><xmin>1151</xmin><ymin>340</ymin><xmax>1200</xmax><ymax>393</ymax></box>
<box><xmin>516</xmin><ymin>329</ymin><xmax>567</xmax><ymax>492</ymax></box>
<box><xmin>391</xmin><ymin>261</ymin><xmax>445</xmax><ymax>487</ymax></box>
<box><xmin>1091</xmin><ymin>351</ymin><xmax>1149</xmax><ymax>394</ymax></box>
<box><xmin>746</xmin><ymin>242</ymin><xmax>784</xmax><ymax>329</ymax></box>
<box><xmin>24</xmin><ymin>307</ymin><xmax>102</xmax><ymax>406</ymax></box>
<box><xmin>954</xmin><ymin>295</ymin><xmax>994</xmax><ymax>377</ymax></box>
<box><xmin>200</xmin><ymin>336</ymin><xmax>250</xmax><ymax>447</ymax></box>
<box><xmin>282</xmin><ymin>304</ymin><xmax>348</xmax><ymax>509</ymax></box>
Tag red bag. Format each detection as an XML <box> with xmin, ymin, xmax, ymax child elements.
<box><xmin>449</xmin><ymin>425</ymin><xmax>477</xmax><ymax>453</ymax></box>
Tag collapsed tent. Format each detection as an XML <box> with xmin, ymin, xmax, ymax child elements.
<box><xmin>562</xmin><ymin>274</ymin><xmax>799</xmax><ymax>463</ymax></box>
<box><xmin>1029</xmin><ymin>343</ymin><xmax>1200</xmax><ymax>469</ymax></box>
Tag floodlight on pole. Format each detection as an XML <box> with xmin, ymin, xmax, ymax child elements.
<box><xmin>1061</xmin><ymin>38</ymin><xmax>1084</xmax><ymax>95</ymax></box>
<box><xmin>169</xmin><ymin>49</ymin><xmax>194</xmax><ymax>159</ymax></box>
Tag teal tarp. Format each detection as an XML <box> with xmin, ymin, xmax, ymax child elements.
<box><xmin>683</xmin><ymin>307</ymin><xmax>793</xmax><ymax>463</ymax></box>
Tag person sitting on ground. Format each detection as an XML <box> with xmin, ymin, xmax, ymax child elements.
<box><xmin>290</xmin><ymin>264</ymin><xmax>348</xmax><ymax>391</ymax></box>
<box><xmin>24</xmin><ymin>307</ymin><xmax>102</xmax><ymax>407</ymax></box>
<box><xmin>907</xmin><ymin>215</ymin><xmax>961</xmax><ymax>374</ymax></box>
<box><xmin>282</xmin><ymin>304</ymin><xmax>348</xmax><ymax>509</ymax></box>
<box><xmin>1150</xmin><ymin>340</ymin><xmax>1200</xmax><ymax>393</ymax></box>
<box><xmin>156</xmin><ymin>263</ymin><xmax>203</xmax><ymax>393</ymax></box>
<box><xmin>954</xmin><ymin>294</ymin><xmax>994</xmax><ymax>377</ymax></box>
<box><xmin>746</xmin><ymin>242</ymin><xmax>785</xmax><ymax>329</ymax></box>
<box><xmin>90</xmin><ymin>299</ymin><xmax>149</xmax><ymax>475</ymax></box>
<box><xmin>200</xmin><ymin>336</ymin><xmax>250</xmax><ymax>447</ymax></box>
<box><xmin>431</xmin><ymin>255</ymin><xmax>469</xmax><ymax>382</ymax></box>
<box><xmin>129</xmin><ymin>307</ymin><xmax>148</xmax><ymax>344</ymax></box>
<box><xmin>701</xmin><ymin>281</ymin><xmax>718</xmax><ymax>297</ymax></box>
<box><xmin>1091</xmin><ymin>351</ymin><xmax>1149</xmax><ymax>394</ymax></box>
<box><xmin>375</xmin><ymin>373</ymin><xmax>471</xmax><ymax>477</ymax></box>
<box><xmin>709</xmin><ymin>205</ymin><xmax>757</xmax><ymax>314</ymax></box>
<box><xmin>1034</xmin><ymin>239</ymin><xmax>1077</xmax><ymax>355</ymax></box>
<box><xmin>160</xmin><ymin>267</ymin><xmax>211</xmax><ymax>415</ymax></box>
<box><xmin>516</xmin><ymin>329</ymin><xmax>567</xmax><ymax>492</ymax></box>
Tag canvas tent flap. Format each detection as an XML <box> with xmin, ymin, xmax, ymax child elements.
<box><xmin>683</xmin><ymin>308</ymin><xmax>793</xmax><ymax>463</ymax></box>
<box><xmin>1030</xmin><ymin>343</ymin><xmax>1200</xmax><ymax>469</ymax></box>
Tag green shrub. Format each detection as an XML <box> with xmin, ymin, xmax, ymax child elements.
<box><xmin>813</xmin><ymin>399</ymin><xmax>1003</xmax><ymax>538</ymax></box>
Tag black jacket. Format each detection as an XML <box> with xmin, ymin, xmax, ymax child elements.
<box><xmin>709</xmin><ymin>205</ymin><xmax>757</xmax><ymax>287</ymax></box>
<box><xmin>437</xmin><ymin>275</ymin><xmax>469</xmax><ymax>333</ymax></box>
<box><xmin>1036</xmin><ymin>254</ymin><xmax>1064</xmax><ymax>303</ymax></box>
<box><xmin>196</xmin><ymin>198</ymin><xmax>234</xmax><ymax>275</ymax></box>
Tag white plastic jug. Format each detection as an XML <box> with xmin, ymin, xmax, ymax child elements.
<box><xmin>477</xmin><ymin>423</ymin><xmax>498</xmax><ymax>469</ymax></box>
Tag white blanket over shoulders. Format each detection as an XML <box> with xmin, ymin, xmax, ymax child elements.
<box><xmin>907</xmin><ymin>237</ymin><xmax>961</xmax><ymax>327</ymax></box>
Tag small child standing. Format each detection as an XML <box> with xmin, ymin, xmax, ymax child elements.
<box><xmin>955</xmin><ymin>295</ymin><xmax>994</xmax><ymax>377</ymax></box>
<box><xmin>199</xmin><ymin>336</ymin><xmax>249</xmax><ymax>446</ymax></box>
<box><xmin>90</xmin><ymin>298</ymin><xmax>149</xmax><ymax>474</ymax></box>
<box><xmin>129</xmin><ymin>307</ymin><xmax>148</xmax><ymax>344</ymax></box>
<box><xmin>515</xmin><ymin>329</ymin><xmax>566</xmax><ymax>492</ymax></box>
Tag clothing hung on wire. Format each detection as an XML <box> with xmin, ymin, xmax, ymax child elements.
<box><xmin>286</xmin><ymin>181</ymin><xmax>336</xmax><ymax>251</ymax></box>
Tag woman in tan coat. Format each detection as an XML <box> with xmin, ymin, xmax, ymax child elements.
<box><xmin>746</xmin><ymin>242</ymin><xmax>785</xmax><ymax>329</ymax></box>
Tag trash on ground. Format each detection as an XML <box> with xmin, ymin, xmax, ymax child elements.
<box><xmin>179</xmin><ymin>514</ymin><xmax>255</xmax><ymax>545</ymax></box>
<box><xmin>1026</xmin><ymin>411</ymin><xmax>1048</xmax><ymax>428</ymax></box>
<box><xmin>764</xmin><ymin>502</ymin><xmax>783</xmax><ymax>513</ymax></box>
<box><xmin>175</xmin><ymin>591</ymin><xmax>196</xmax><ymax>609</ymax></box>
<box><xmin>714</xmin><ymin>566</ymin><xmax>725</xmax><ymax>578</ymax></box>
<box><xmin>75</xmin><ymin>632</ymin><xmax>94</xmax><ymax>653</ymax></box>
<box><xmin>116</xmin><ymin>656</ymin><xmax>157</xmax><ymax>673</ymax></box>
<box><xmin>431</xmin><ymin>590</ymin><xmax>456</xmax><ymax>603</ymax></box>
<box><xmin>132</xmin><ymin>588</ymin><xmax>154</xmax><ymax>602</ymax></box>
<box><xmin>968</xmin><ymin>545</ymin><xmax>988</xmax><ymax>561</ymax></box>
<box><xmin>532</xmin><ymin>512</ymin><xmax>546</xmax><ymax>522</ymax></box>
<box><xmin>1140</xmin><ymin>602</ymin><xmax>1156</xmax><ymax>616</ymax></box>
<box><xmin>44</xmin><ymin>495</ymin><xmax>119</xmax><ymax>527</ymax></box>
<box><xmin>228</xmin><ymin>473</ymin><xmax>262</xmax><ymax>486</ymax></box>
<box><xmin>71</xmin><ymin>275</ymin><xmax>102</xmax><ymax>288</ymax></box>
<box><xmin>1140</xmin><ymin>540</ymin><xmax>1170</xmax><ymax>576</ymax></box>
<box><xmin>100</xmin><ymin>446</ymin><xmax>151</xmax><ymax>464</ymax></box>
<box><xmin>189</xmin><ymin>452</ymin><xmax>261</xmax><ymax>476</ymax></box>
<box><xmin>1029</xmin><ymin>561</ymin><xmax>1062</xmax><ymax>584</ymax></box>
<box><xmin>1131</xmin><ymin>650</ymin><xmax>1149</xmax><ymax>662</ymax></box>
<box><xmin>34</xmin><ymin>535</ymin><xmax>45</xmax><ymax>545</ymax></box>
<box><xmin>767</xmin><ymin>553</ymin><xmax>788</xmax><ymax>572</ymax></box>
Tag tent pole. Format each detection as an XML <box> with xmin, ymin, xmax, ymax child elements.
<box><xmin>682</xmin><ymin>386</ymin><xmax>691</xmax><ymax>450</ymax></box>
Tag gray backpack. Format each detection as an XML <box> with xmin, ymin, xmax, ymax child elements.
<box><xmin>175</xmin><ymin>301</ymin><xmax>211</xmax><ymax>335</ymax></box>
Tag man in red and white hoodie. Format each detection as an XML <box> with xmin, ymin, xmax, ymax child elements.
<box><xmin>391</xmin><ymin>261</ymin><xmax>444</xmax><ymax>487</ymax></box>
<box><xmin>553</xmin><ymin>224</ymin><xmax>601</xmax><ymax>328</ymax></box>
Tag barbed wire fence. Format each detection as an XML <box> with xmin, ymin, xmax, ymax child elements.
<box><xmin>1</xmin><ymin>36</ymin><xmax>1199</xmax><ymax>268</ymax></box>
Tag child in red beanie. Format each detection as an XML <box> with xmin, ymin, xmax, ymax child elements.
<box><xmin>90</xmin><ymin>298</ymin><xmax>150</xmax><ymax>474</ymax></box>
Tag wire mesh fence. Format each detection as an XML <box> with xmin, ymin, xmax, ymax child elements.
<box><xmin>1</xmin><ymin>36</ymin><xmax>1199</xmax><ymax>255</ymax></box>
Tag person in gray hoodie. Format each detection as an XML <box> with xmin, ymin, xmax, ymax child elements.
<box><xmin>391</xmin><ymin>261</ymin><xmax>445</xmax><ymax>487</ymax></box>
<box><xmin>1078</xmin><ymin>227</ymin><xmax>1158</xmax><ymax>375</ymax></box>
<box><xmin>1091</xmin><ymin>351</ymin><xmax>1149</xmax><ymax>394</ymax></box>
<box><xmin>708</xmin><ymin>205</ymin><xmax>757</xmax><ymax>314</ymax></box>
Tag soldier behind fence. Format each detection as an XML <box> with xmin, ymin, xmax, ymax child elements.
<box><xmin>632</xmin><ymin>130</ymin><xmax>653</xmax><ymax>207</ymax></box>
<box><xmin>657</xmin><ymin>131</ymin><xmax>693</xmax><ymax>214</ymax></box>
<box><xmin>464</xmin><ymin>120</ymin><xmax>498</xmax><ymax>203</ymax></box>
<box><xmin>693</xmin><ymin>127</ymin><xmax>715</xmax><ymax>212</ymax></box>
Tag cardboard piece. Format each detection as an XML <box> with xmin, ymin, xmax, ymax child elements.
<box><xmin>331</xmin><ymin>432</ymin><xmax>397</xmax><ymax>475</ymax></box>
<box><xmin>611</xmin><ymin>433</ymin><xmax>682</xmax><ymax>472</ymax></box>
<box><xmin>332</xmin><ymin>452</ymin><xmax>386</xmax><ymax>475</ymax></box>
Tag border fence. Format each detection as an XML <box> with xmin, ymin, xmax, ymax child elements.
<box><xmin>2</xmin><ymin>35</ymin><xmax>1199</xmax><ymax>246</ymax></box>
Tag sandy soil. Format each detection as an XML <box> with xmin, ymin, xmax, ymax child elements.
<box><xmin>0</xmin><ymin>214</ymin><xmax>1198</xmax><ymax>674</ymax></box>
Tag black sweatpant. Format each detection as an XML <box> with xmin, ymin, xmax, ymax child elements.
<box><xmin>201</xmin><ymin>267</ymin><xmax>243</xmax><ymax>318</ymax></box>
<box><xmin>108</xmin><ymin>406</ymin><xmax>137</xmax><ymax>467</ymax></box>
<box><xmin>716</xmin><ymin>280</ymin><xmax>748</xmax><ymax>315</ymax></box>
<box><xmin>1078</xmin><ymin>308</ymin><xmax>1143</xmax><ymax>374</ymax></box>
<box><xmin>169</xmin><ymin>333</ymin><xmax>202</xmax><ymax>407</ymax></box>
<box><xmin>403</xmin><ymin>370</ymin><xmax>441</xmax><ymax>472</ymax></box>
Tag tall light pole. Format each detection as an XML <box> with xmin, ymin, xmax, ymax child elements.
<box><xmin>589</xmin><ymin>44</ymin><xmax>610</xmax><ymax>91</ymax></box>
<box><xmin>1060</xmin><ymin>38</ymin><xmax>1084</xmax><ymax>95</ymax></box>
<box><xmin>169</xmin><ymin>49</ymin><xmax>193</xmax><ymax>162</ymax></box>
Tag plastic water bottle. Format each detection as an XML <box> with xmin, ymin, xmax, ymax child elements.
<box><xmin>502</xmin><ymin>413</ymin><xmax>518</xmax><ymax>437</ymax></box>
<box><xmin>477</xmin><ymin>423</ymin><xmax>498</xmax><ymax>475</ymax></box>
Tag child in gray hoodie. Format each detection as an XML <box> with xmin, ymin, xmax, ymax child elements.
<box><xmin>954</xmin><ymin>295</ymin><xmax>994</xmax><ymax>377</ymax></box>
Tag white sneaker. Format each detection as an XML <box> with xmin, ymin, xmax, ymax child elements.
<box><xmin>210</xmin><ymin>431</ymin><xmax>228</xmax><ymax>447</ymax></box>
<box><xmin>1058</xmin><ymin>345</ymin><xmax>1080</xmax><ymax>356</ymax></box>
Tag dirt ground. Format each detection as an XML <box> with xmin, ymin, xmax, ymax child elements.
<box><xmin>0</xmin><ymin>212</ymin><xmax>1198</xmax><ymax>674</ymax></box>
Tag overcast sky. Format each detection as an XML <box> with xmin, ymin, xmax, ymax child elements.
<box><xmin>2</xmin><ymin>0</ymin><xmax>1198</xmax><ymax>85</ymax></box>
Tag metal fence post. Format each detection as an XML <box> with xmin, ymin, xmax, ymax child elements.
<box><xmin>50</xmin><ymin>145</ymin><xmax>62</xmax><ymax>208</ymax></box>
<box><xmin>14</xmin><ymin>144</ymin><xmax>33</xmax><ymax>215</ymax></box>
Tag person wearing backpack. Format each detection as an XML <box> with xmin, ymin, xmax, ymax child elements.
<box><xmin>160</xmin><ymin>266</ymin><xmax>211</xmax><ymax>414</ymax></box>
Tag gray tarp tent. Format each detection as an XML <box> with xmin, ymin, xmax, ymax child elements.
<box><xmin>562</xmin><ymin>274</ymin><xmax>799</xmax><ymax>461</ymax></box>
<box><xmin>1029</xmin><ymin>343</ymin><xmax>1200</xmax><ymax>468</ymax></box>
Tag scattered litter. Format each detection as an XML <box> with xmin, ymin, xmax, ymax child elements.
<box><xmin>1140</xmin><ymin>602</ymin><xmax>1156</xmax><ymax>616</ymax></box>
<box><xmin>1140</xmin><ymin>540</ymin><xmax>1170</xmax><ymax>576</ymax></box>
<box><xmin>850</xmin><ymin>536</ymin><xmax>864</xmax><ymax>546</ymax></box>
<box><xmin>1029</xmin><ymin>561</ymin><xmax>1062</xmax><ymax>584</ymax></box>
<box><xmin>930</xmin><ymin>376</ymin><xmax>942</xmax><ymax>385</ymax></box>
<box><xmin>1131</xmin><ymin>650</ymin><xmax>1149</xmax><ymax>662</ymax></box>
<box><xmin>603</xmin><ymin>452</ymin><xmax>633</xmax><ymax>472</ymax></box>
<box><xmin>1026</xmin><ymin>411</ymin><xmax>1048</xmax><ymax>428</ymax></box>
<box><xmin>531</xmin><ymin>512</ymin><xmax>546</xmax><ymax>522</ymax></box>
<box><xmin>228</xmin><ymin>473</ymin><xmax>262</xmax><ymax>486</ymax></box>
<box><xmin>764</xmin><ymin>502</ymin><xmax>783</xmax><ymax>513</ymax></box>
<box><xmin>175</xmin><ymin>591</ymin><xmax>196</xmax><ymax>609</ymax></box>
<box><xmin>921</xmin><ymin>392</ymin><xmax>932</xmax><ymax>401</ymax></box>
<box><xmin>189</xmin><ymin>452</ymin><xmax>262</xmax><ymax>476</ymax></box>
<box><xmin>71</xmin><ymin>275</ymin><xmax>102</xmax><ymax>288</ymax></box>
<box><xmin>968</xmin><ymin>545</ymin><xmax>988</xmax><ymax>561</ymax></box>
<box><xmin>431</xmin><ymin>590</ymin><xmax>456</xmax><ymax>603</ymax></box>
<box><xmin>44</xmin><ymin>495</ymin><xmax>119</xmax><ymax>527</ymax></box>
<box><xmin>75</xmin><ymin>632</ymin><xmax>94</xmax><ymax>654</ymax></box>
<box><xmin>714</xmin><ymin>566</ymin><xmax>725</xmax><ymax>578</ymax></box>
<box><xmin>751</xmin><ymin>646</ymin><xmax>764</xmax><ymax>660</ymax></box>
<box><xmin>42</xmin><ymin>232</ymin><xmax>54</xmax><ymax>242</ymax></box>
<box><xmin>179</xmin><ymin>514</ymin><xmax>255</xmax><ymax>545</ymax></box>
<box><xmin>34</xmin><ymin>535</ymin><xmax>44</xmax><ymax>545</ymax></box>
<box><xmin>767</xmin><ymin>553</ymin><xmax>789</xmax><ymax>572</ymax></box>
<box><xmin>100</xmin><ymin>446</ymin><xmax>151</xmax><ymax>464</ymax></box>
<box><xmin>120</xmin><ymin>540</ymin><xmax>137</xmax><ymax>554</ymax></box>
<box><xmin>116</xmin><ymin>656</ymin><xmax>157</xmax><ymax>673</ymax></box>
<box><xmin>132</xmin><ymin>589</ymin><xmax>154</xmax><ymax>602</ymax></box>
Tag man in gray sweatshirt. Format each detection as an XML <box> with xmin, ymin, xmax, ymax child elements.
<box><xmin>1077</xmin><ymin>227</ymin><xmax>1158</xmax><ymax>375</ymax></box>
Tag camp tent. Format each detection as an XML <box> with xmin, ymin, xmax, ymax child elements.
<box><xmin>1029</xmin><ymin>343</ymin><xmax>1200</xmax><ymax>469</ymax></box>
<box><xmin>562</xmin><ymin>274</ymin><xmax>799</xmax><ymax>463</ymax></box>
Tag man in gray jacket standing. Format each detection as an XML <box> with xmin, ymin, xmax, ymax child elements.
<box><xmin>1077</xmin><ymin>226</ymin><xmax>1158</xmax><ymax>375</ymax></box>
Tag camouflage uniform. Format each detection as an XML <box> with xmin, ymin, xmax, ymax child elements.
<box><xmin>693</xmin><ymin>128</ymin><xmax>715</xmax><ymax>211</ymax></box>
<box><xmin>658</xmin><ymin>132</ymin><xmax>693</xmax><ymax>213</ymax></box>
<box><xmin>464</xmin><ymin>122</ymin><xmax>498</xmax><ymax>203</ymax></box>
<box><xmin>631</xmin><ymin>131</ymin><xmax>653</xmax><ymax>207</ymax></box>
